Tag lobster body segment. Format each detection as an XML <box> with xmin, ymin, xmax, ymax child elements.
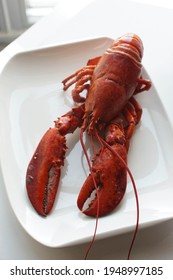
<box><xmin>83</xmin><ymin>34</ymin><xmax>150</xmax><ymax>132</ymax></box>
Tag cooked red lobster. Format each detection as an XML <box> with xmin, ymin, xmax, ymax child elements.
<box><xmin>26</xmin><ymin>33</ymin><xmax>151</xmax><ymax>218</ymax></box>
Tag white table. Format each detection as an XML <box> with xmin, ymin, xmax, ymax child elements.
<box><xmin>1</xmin><ymin>0</ymin><xmax>173</xmax><ymax>260</ymax></box>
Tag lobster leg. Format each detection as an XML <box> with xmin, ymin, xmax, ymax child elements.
<box><xmin>77</xmin><ymin>99</ymin><xmax>140</xmax><ymax>217</ymax></box>
<box><xmin>26</xmin><ymin>104</ymin><xmax>85</xmax><ymax>216</ymax></box>
<box><xmin>122</xmin><ymin>96</ymin><xmax>142</xmax><ymax>149</ymax></box>
<box><xmin>62</xmin><ymin>56</ymin><xmax>101</xmax><ymax>103</ymax></box>
<box><xmin>62</xmin><ymin>66</ymin><xmax>94</xmax><ymax>103</ymax></box>
<box><xmin>134</xmin><ymin>77</ymin><xmax>151</xmax><ymax>94</ymax></box>
<box><xmin>129</xmin><ymin>96</ymin><xmax>142</xmax><ymax>124</ymax></box>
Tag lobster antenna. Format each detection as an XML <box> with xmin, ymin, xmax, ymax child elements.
<box><xmin>95</xmin><ymin>131</ymin><xmax>139</xmax><ymax>260</ymax></box>
<box><xmin>80</xmin><ymin>128</ymin><xmax>100</xmax><ymax>260</ymax></box>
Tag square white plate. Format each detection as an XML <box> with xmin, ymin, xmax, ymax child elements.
<box><xmin>0</xmin><ymin>37</ymin><xmax>173</xmax><ymax>247</ymax></box>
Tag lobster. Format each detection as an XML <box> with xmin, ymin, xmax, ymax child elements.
<box><xmin>26</xmin><ymin>33</ymin><xmax>151</xmax><ymax>218</ymax></box>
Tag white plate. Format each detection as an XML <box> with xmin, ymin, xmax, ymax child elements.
<box><xmin>0</xmin><ymin>37</ymin><xmax>173</xmax><ymax>248</ymax></box>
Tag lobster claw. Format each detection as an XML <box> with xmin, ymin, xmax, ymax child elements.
<box><xmin>26</xmin><ymin>128</ymin><xmax>66</xmax><ymax>216</ymax></box>
<box><xmin>77</xmin><ymin>143</ymin><xmax>127</xmax><ymax>217</ymax></box>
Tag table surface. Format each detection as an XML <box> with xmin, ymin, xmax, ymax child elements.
<box><xmin>1</xmin><ymin>0</ymin><xmax>173</xmax><ymax>260</ymax></box>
